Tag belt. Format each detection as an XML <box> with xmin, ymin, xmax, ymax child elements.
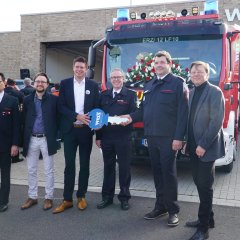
<box><xmin>73</xmin><ymin>123</ymin><xmax>86</xmax><ymax>128</ymax></box>
<box><xmin>32</xmin><ymin>134</ymin><xmax>45</xmax><ymax>138</ymax></box>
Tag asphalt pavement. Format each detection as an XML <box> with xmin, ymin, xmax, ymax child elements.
<box><xmin>0</xmin><ymin>185</ymin><xmax>239</xmax><ymax>240</ymax></box>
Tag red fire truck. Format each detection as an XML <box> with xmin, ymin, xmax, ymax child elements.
<box><xmin>88</xmin><ymin>4</ymin><xmax>240</xmax><ymax>173</ymax></box>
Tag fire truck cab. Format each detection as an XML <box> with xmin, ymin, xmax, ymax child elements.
<box><xmin>88</xmin><ymin>1</ymin><xmax>240</xmax><ymax>173</ymax></box>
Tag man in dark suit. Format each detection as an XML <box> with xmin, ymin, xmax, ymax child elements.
<box><xmin>0</xmin><ymin>72</ymin><xmax>20</xmax><ymax>212</ymax></box>
<box><xmin>95</xmin><ymin>68</ymin><xmax>137</xmax><ymax>211</ymax></box>
<box><xmin>122</xmin><ymin>51</ymin><xmax>188</xmax><ymax>227</ymax></box>
<box><xmin>186</xmin><ymin>61</ymin><xmax>225</xmax><ymax>240</ymax></box>
<box><xmin>20</xmin><ymin>72</ymin><xmax>59</xmax><ymax>211</ymax></box>
<box><xmin>53</xmin><ymin>56</ymin><xmax>99</xmax><ymax>214</ymax></box>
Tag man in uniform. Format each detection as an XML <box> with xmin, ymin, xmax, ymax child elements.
<box><xmin>123</xmin><ymin>51</ymin><xmax>188</xmax><ymax>226</ymax></box>
<box><xmin>96</xmin><ymin>68</ymin><xmax>137</xmax><ymax>210</ymax></box>
<box><xmin>0</xmin><ymin>72</ymin><xmax>20</xmax><ymax>212</ymax></box>
<box><xmin>4</xmin><ymin>78</ymin><xmax>24</xmax><ymax>163</ymax></box>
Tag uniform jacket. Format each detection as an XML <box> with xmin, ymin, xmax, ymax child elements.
<box><xmin>96</xmin><ymin>86</ymin><xmax>137</xmax><ymax>140</ymax></box>
<box><xmin>22</xmin><ymin>91</ymin><xmax>59</xmax><ymax>157</ymax></box>
<box><xmin>58</xmin><ymin>77</ymin><xmax>99</xmax><ymax>135</ymax></box>
<box><xmin>131</xmin><ymin>73</ymin><xmax>189</xmax><ymax>140</ymax></box>
<box><xmin>187</xmin><ymin>81</ymin><xmax>225</xmax><ymax>162</ymax></box>
<box><xmin>0</xmin><ymin>93</ymin><xmax>20</xmax><ymax>152</ymax></box>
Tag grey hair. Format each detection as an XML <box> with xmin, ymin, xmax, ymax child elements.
<box><xmin>24</xmin><ymin>78</ymin><xmax>32</xmax><ymax>86</ymax></box>
<box><xmin>110</xmin><ymin>68</ymin><xmax>126</xmax><ymax>80</ymax></box>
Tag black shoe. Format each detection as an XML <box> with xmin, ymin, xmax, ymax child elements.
<box><xmin>167</xmin><ymin>214</ymin><xmax>179</xmax><ymax>227</ymax></box>
<box><xmin>121</xmin><ymin>200</ymin><xmax>129</xmax><ymax>211</ymax></box>
<box><xmin>186</xmin><ymin>219</ymin><xmax>215</xmax><ymax>229</ymax></box>
<box><xmin>144</xmin><ymin>209</ymin><xmax>168</xmax><ymax>220</ymax></box>
<box><xmin>97</xmin><ymin>199</ymin><xmax>113</xmax><ymax>209</ymax></box>
<box><xmin>0</xmin><ymin>204</ymin><xmax>8</xmax><ymax>212</ymax></box>
<box><xmin>188</xmin><ymin>229</ymin><xmax>209</xmax><ymax>240</ymax></box>
<box><xmin>12</xmin><ymin>158</ymin><xmax>24</xmax><ymax>163</ymax></box>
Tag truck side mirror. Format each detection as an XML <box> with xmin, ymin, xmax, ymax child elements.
<box><xmin>86</xmin><ymin>68</ymin><xmax>94</xmax><ymax>79</ymax></box>
<box><xmin>88</xmin><ymin>44</ymin><xmax>96</xmax><ymax>68</ymax></box>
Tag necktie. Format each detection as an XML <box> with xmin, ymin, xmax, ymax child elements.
<box><xmin>113</xmin><ymin>92</ymin><xmax>118</xmax><ymax>99</ymax></box>
<box><xmin>158</xmin><ymin>78</ymin><xmax>164</xmax><ymax>84</ymax></box>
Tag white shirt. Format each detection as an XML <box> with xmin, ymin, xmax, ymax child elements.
<box><xmin>0</xmin><ymin>91</ymin><xmax>4</xmax><ymax>103</ymax></box>
<box><xmin>112</xmin><ymin>88</ymin><xmax>122</xmax><ymax>98</ymax></box>
<box><xmin>74</xmin><ymin>77</ymin><xmax>85</xmax><ymax>124</ymax></box>
<box><xmin>158</xmin><ymin>72</ymin><xmax>169</xmax><ymax>80</ymax></box>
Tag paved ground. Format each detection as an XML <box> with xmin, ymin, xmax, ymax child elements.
<box><xmin>10</xmin><ymin>141</ymin><xmax>240</xmax><ymax>207</ymax></box>
<box><xmin>0</xmin><ymin>185</ymin><xmax>239</xmax><ymax>240</ymax></box>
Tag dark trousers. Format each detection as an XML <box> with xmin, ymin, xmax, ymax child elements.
<box><xmin>0</xmin><ymin>152</ymin><xmax>11</xmax><ymax>205</ymax></box>
<box><xmin>147</xmin><ymin>136</ymin><xmax>179</xmax><ymax>214</ymax></box>
<box><xmin>190</xmin><ymin>152</ymin><xmax>215</xmax><ymax>232</ymax></box>
<box><xmin>63</xmin><ymin>127</ymin><xmax>93</xmax><ymax>201</ymax></box>
<box><xmin>101</xmin><ymin>136</ymin><xmax>131</xmax><ymax>202</ymax></box>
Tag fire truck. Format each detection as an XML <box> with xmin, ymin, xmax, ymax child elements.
<box><xmin>87</xmin><ymin>2</ymin><xmax>240</xmax><ymax>173</ymax></box>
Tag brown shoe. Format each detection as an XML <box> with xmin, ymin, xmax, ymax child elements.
<box><xmin>21</xmin><ymin>198</ymin><xmax>38</xmax><ymax>210</ymax></box>
<box><xmin>43</xmin><ymin>199</ymin><xmax>53</xmax><ymax>211</ymax></box>
<box><xmin>77</xmin><ymin>198</ymin><xmax>87</xmax><ymax>210</ymax></box>
<box><xmin>52</xmin><ymin>200</ymin><xmax>73</xmax><ymax>214</ymax></box>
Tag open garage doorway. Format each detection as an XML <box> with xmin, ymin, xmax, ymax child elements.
<box><xmin>44</xmin><ymin>40</ymin><xmax>103</xmax><ymax>83</ymax></box>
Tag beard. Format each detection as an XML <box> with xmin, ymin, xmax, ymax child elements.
<box><xmin>36</xmin><ymin>88</ymin><xmax>45</xmax><ymax>93</ymax></box>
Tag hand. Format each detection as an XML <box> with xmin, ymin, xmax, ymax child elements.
<box><xmin>14</xmin><ymin>85</ymin><xmax>20</xmax><ymax>91</ymax></box>
<box><xmin>111</xmin><ymin>115</ymin><xmax>118</xmax><ymax>125</ymax></box>
<box><xmin>76</xmin><ymin>113</ymin><xmax>90</xmax><ymax>125</ymax></box>
<box><xmin>95</xmin><ymin>140</ymin><xmax>101</xmax><ymax>148</ymax></box>
<box><xmin>195</xmin><ymin>146</ymin><xmax>206</xmax><ymax>158</ymax></box>
<box><xmin>120</xmin><ymin>114</ymin><xmax>132</xmax><ymax>126</ymax></box>
<box><xmin>11</xmin><ymin>145</ymin><xmax>18</xmax><ymax>157</ymax></box>
<box><xmin>172</xmin><ymin>140</ymin><xmax>183</xmax><ymax>151</ymax></box>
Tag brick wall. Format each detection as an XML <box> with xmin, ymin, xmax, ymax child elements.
<box><xmin>0</xmin><ymin>1</ymin><xmax>239</xmax><ymax>79</ymax></box>
<box><xmin>0</xmin><ymin>32</ymin><xmax>21</xmax><ymax>79</ymax></box>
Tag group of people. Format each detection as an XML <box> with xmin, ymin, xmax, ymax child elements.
<box><xmin>0</xmin><ymin>51</ymin><xmax>225</xmax><ymax>240</ymax></box>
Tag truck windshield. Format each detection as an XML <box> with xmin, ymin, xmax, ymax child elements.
<box><xmin>106</xmin><ymin>34</ymin><xmax>222</xmax><ymax>88</ymax></box>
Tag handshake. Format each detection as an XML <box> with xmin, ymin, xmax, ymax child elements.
<box><xmin>88</xmin><ymin>108</ymin><xmax>133</xmax><ymax>129</ymax></box>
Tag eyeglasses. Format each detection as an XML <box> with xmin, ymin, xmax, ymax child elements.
<box><xmin>34</xmin><ymin>80</ymin><xmax>48</xmax><ymax>84</ymax></box>
<box><xmin>110</xmin><ymin>76</ymin><xmax>123</xmax><ymax>80</ymax></box>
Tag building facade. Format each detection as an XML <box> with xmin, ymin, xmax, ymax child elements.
<box><xmin>0</xmin><ymin>0</ymin><xmax>239</xmax><ymax>81</ymax></box>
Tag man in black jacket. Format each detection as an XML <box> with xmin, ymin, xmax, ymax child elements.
<box><xmin>5</xmin><ymin>78</ymin><xmax>24</xmax><ymax>104</ymax></box>
<box><xmin>0</xmin><ymin>73</ymin><xmax>20</xmax><ymax>212</ymax></box>
<box><xmin>21</xmin><ymin>73</ymin><xmax>59</xmax><ymax>211</ymax></box>
<box><xmin>20</xmin><ymin>78</ymin><xmax>35</xmax><ymax>96</ymax></box>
